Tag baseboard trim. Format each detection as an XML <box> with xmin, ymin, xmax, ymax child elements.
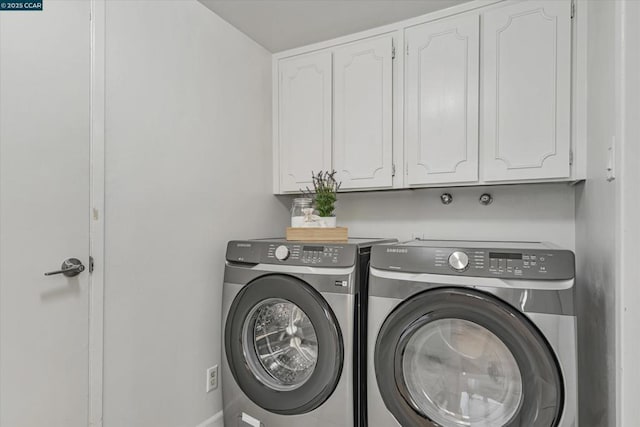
<box><xmin>195</xmin><ymin>410</ymin><xmax>223</xmax><ymax>427</ymax></box>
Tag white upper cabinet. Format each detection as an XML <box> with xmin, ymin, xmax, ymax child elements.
<box><xmin>333</xmin><ymin>36</ymin><xmax>394</xmax><ymax>190</ymax></box>
<box><xmin>273</xmin><ymin>0</ymin><xmax>582</xmax><ymax>193</ymax></box>
<box><xmin>481</xmin><ymin>0</ymin><xmax>572</xmax><ymax>182</ymax></box>
<box><xmin>277</xmin><ymin>51</ymin><xmax>332</xmax><ymax>192</ymax></box>
<box><xmin>405</xmin><ymin>15</ymin><xmax>479</xmax><ymax>185</ymax></box>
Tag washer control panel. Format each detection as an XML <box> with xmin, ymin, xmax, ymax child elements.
<box><xmin>373</xmin><ymin>244</ymin><xmax>575</xmax><ymax>280</ymax></box>
<box><xmin>448</xmin><ymin>251</ymin><xmax>470</xmax><ymax>271</ymax></box>
<box><xmin>227</xmin><ymin>240</ymin><xmax>357</xmax><ymax>268</ymax></box>
<box><xmin>274</xmin><ymin>245</ymin><xmax>290</xmax><ymax>261</ymax></box>
<box><xmin>487</xmin><ymin>251</ymin><xmax>552</xmax><ymax>276</ymax></box>
<box><xmin>297</xmin><ymin>245</ymin><xmax>343</xmax><ymax>265</ymax></box>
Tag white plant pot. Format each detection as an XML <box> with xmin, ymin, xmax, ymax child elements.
<box><xmin>317</xmin><ymin>216</ymin><xmax>337</xmax><ymax>228</ymax></box>
<box><xmin>291</xmin><ymin>215</ymin><xmax>337</xmax><ymax>228</ymax></box>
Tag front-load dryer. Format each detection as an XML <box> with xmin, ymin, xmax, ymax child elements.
<box><xmin>222</xmin><ymin>238</ymin><xmax>394</xmax><ymax>427</ymax></box>
<box><xmin>367</xmin><ymin>240</ymin><xmax>578</xmax><ymax>427</ymax></box>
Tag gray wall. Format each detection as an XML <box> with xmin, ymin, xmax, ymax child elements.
<box><xmin>337</xmin><ymin>184</ymin><xmax>575</xmax><ymax>250</ymax></box>
<box><xmin>575</xmin><ymin>1</ymin><xmax>618</xmax><ymax>425</ymax></box>
<box><xmin>103</xmin><ymin>1</ymin><xmax>288</xmax><ymax>426</ymax></box>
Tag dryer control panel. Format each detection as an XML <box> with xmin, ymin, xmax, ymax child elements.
<box><xmin>226</xmin><ymin>240</ymin><xmax>358</xmax><ymax>268</ymax></box>
<box><xmin>373</xmin><ymin>241</ymin><xmax>575</xmax><ymax>280</ymax></box>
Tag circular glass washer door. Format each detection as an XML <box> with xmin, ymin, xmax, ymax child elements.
<box><xmin>243</xmin><ymin>298</ymin><xmax>318</xmax><ymax>391</ymax></box>
<box><xmin>375</xmin><ymin>287</ymin><xmax>564</xmax><ymax>427</ymax></box>
<box><xmin>402</xmin><ymin>318</ymin><xmax>523</xmax><ymax>426</ymax></box>
<box><xmin>225</xmin><ymin>274</ymin><xmax>343</xmax><ymax>415</ymax></box>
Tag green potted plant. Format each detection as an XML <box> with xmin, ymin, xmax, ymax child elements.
<box><xmin>302</xmin><ymin>170</ymin><xmax>341</xmax><ymax>227</ymax></box>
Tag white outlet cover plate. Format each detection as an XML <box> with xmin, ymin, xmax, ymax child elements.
<box><xmin>206</xmin><ymin>366</ymin><xmax>218</xmax><ymax>393</ymax></box>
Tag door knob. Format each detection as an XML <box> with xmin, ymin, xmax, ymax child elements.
<box><xmin>44</xmin><ymin>258</ymin><xmax>85</xmax><ymax>277</ymax></box>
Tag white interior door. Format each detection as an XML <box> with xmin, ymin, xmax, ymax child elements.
<box><xmin>405</xmin><ymin>14</ymin><xmax>479</xmax><ymax>186</ymax></box>
<box><xmin>0</xmin><ymin>2</ymin><xmax>91</xmax><ymax>426</ymax></box>
<box><xmin>333</xmin><ymin>36</ymin><xmax>394</xmax><ymax>190</ymax></box>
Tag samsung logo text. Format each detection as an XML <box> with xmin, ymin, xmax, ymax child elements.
<box><xmin>386</xmin><ymin>248</ymin><xmax>409</xmax><ymax>254</ymax></box>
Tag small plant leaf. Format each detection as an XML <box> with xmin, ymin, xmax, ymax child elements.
<box><xmin>298</xmin><ymin>170</ymin><xmax>341</xmax><ymax>217</ymax></box>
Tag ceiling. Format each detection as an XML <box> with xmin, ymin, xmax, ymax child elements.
<box><xmin>198</xmin><ymin>0</ymin><xmax>473</xmax><ymax>53</ymax></box>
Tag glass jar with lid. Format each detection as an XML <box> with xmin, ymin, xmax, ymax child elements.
<box><xmin>291</xmin><ymin>198</ymin><xmax>313</xmax><ymax>227</ymax></box>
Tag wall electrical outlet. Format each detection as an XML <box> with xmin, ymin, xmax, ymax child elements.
<box><xmin>206</xmin><ymin>365</ymin><xmax>218</xmax><ymax>393</ymax></box>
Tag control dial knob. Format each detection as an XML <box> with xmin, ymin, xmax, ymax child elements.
<box><xmin>275</xmin><ymin>245</ymin><xmax>290</xmax><ymax>261</ymax></box>
<box><xmin>448</xmin><ymin>251</ymin><xmax>469</xmax><ymax>271</ymax></box>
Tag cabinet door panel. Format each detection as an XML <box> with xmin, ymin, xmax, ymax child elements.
<box><xmin>279</xmin><ymin>52</ymin><xmax>332</xmax><ymax>192</ymax></box>
<box><xmin>482</xmin><ymin>0</ymin><xmax>572</xmax><ymax>181</ymax></box>
<box><xmin>406</xmin><ymin>15</ymin><xmax>479</xmax><ymax>185</ymax></box>
<box><xmin>334</xmin><ymin>36</ymin><xmax>393</xmax><ymax>190</ymax></box>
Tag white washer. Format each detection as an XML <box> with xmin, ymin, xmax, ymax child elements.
<box><xmin>367</xmin><ymin>240</ymin><xmax>578</xmax><ymax>427</ymax></box>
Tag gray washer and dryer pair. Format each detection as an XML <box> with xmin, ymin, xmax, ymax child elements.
<box><xmin>368</xmin><ymin>240</ymin><xmax>578</xmax><ymax>427</ymax></box>
<box><xmin>222</xmin><ymin>238</ymin><xmax>394</xmax><ymax>427</ymax></box>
